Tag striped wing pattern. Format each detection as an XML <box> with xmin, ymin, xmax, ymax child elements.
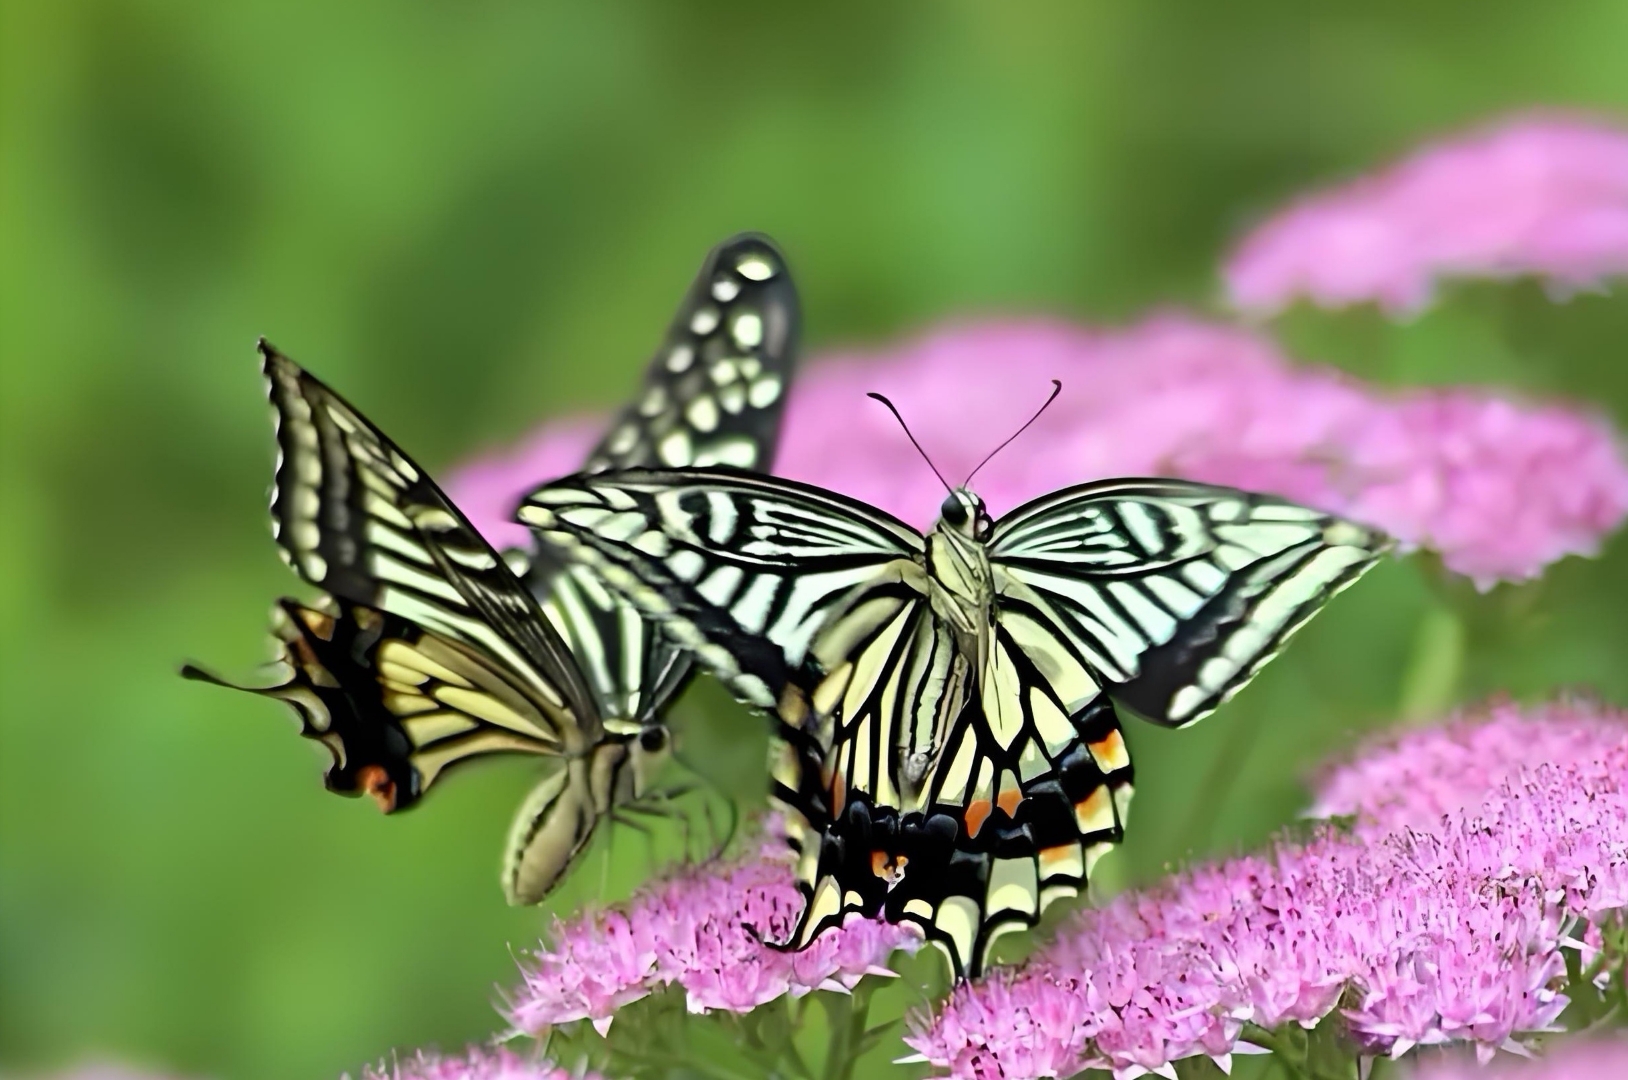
<box><xmin>518</xmin><ymin>233</ymin><xmax>802</xmax><ymax>729</ymax></box>
<box><xmin>184</xmin><ymin>598</ymin><xmax>567</xmax><ymax>811</ymax></box>
<box><xmin>519</xmin><ymin>470</ymin><xmax>921</xmax><ymax>710</ymax></box>
<box><xmin>188</xmin><ymin>235</ymin><xmax>804</xmax><ymax>909</ymax></box>
<box><xmin>247</xmin><ymin>342</ymin><xmax>597</xmax><ymax>776</ymax></box>
<box><xmin>778</xmin><ymin>580</ymin><xmax>1134</xmax><ymax>977</ymax></box>
<box><xmin>990</xmin><ymin>479</ymin><xmax>1392</xmax><ymax>727</ymax></box>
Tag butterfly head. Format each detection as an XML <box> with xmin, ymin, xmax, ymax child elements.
<box><xmin>939</xmin><ymin>488</ymin><xmax>993</xmax><ymax>541</ymax></box>
<box><xmin>630</xmin><ymin>722</ymin><xmax>674</xmax><ymax>794</ymax></box>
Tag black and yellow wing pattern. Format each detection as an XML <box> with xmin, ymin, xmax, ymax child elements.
<box><xmin>519</xmin><ymin>469</ymin><xmax>1390</xmax><ymax>977</ymax></box>
<box><xmin>185</xmin><ymin>344</ymin><xmax>613</xmax><ymax>898</ymax></box>
<box><xmin>185</xmin><ymin>234</ymin><xmax>802</xmax><ymax>905</ymax></box>
<box><xmin>518</xmin><ymin>232</ymin><xmax>801</xmax><ymax>730</ymax></box>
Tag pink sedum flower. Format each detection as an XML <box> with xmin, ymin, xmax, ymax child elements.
<box><xmin>1225</xmin><ymin>112</ymin><xmax>1628</xmax><ymax>314</ymax></box>
<box><xmin>505</xmin><ymin>855</ymin><xmax>918</xmax><ymax>1033</ymax></box>
<box><xmin>358</xmin><ymin>1048</ymin><xmax>608</xmax><ymax>1080</ymax></box>
<box><xmin>906</xmin><ymin>706</ymin><xmax>1628</xmax><ymax>1080</ymax></box>
<box><xmin>446</xmin><ymin>316</ymin><xmax>1628</xmax><ymax>586</ymax></box>
<box><xmin>1310</xmin><ymin>697</ymin><xmax>1628</xmax><ymax>835</ymax></box>
<box><xmin>1408</xmin><ymin>1035</ymin><xmax>1628</xmax><ymax>1080</ymax></box>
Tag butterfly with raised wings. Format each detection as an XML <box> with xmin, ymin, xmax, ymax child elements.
<box><xmin>183</xmin><ymin>233</ymin><xmax>800</xmax><ymax>905</ymax></box>
<box><xmin>517</xmin><ymin>387</ymin><xmax>1392</xmax><ymax>977</ymax></box>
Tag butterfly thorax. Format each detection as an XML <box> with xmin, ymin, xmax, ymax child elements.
<box><xmin>925</xmin><ymin>488</ymin><xmax>995</xmax><ymax>654</ymax></box>
<box><xmin>893</xmin><ymin>488</ymin><xmax>995</xmax><ymax>791</ymax></box>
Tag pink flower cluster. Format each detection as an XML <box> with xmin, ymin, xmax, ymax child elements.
<box><xmin>447</xmin><ymin>316</ymin><xmax>1628</xmax><ymax>585</ymax></box>
<box><xmin>1311</xmin><ymin>697</ymin><xmax>1628</xmax><ymax>835</ymax></box>
<box><xmin>358</xmin><ymin>1048</ymin><xmax>605</xmax><ymax>1080</ymax></box>
<box><xmin>1225</xmin><ymin>113</ymin><xmax>1628</xmax><ymax>314</ymax></box>
<box><xmin>1408</xmin><ymin>1036</ymin><xmax>1628</xmax><ymax>1080</ymax></box>
<box><xmin>505</xmin><ymin>855</ymin><xmax>919</xmax><ymax>1034</ymax></box>
<box><xmin>905</xmin><ymin>708</ymin><xmax>1628</xmax><ymax>1079</ymax></box>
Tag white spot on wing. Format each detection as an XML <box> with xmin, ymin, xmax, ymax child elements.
<box><xmin>658</xmin><ymin>429</ymin><xmax>693</xmax><ymax>466</ymax></box>
<box><xmin>730</xmin><ymin>312</ymin><xmax>763</xmax><ymax>349</ymax></box>
<box><xmin>690</xmin><ymin>306</ymin><xmax>720</xmax><ymax>334</ymax></box>
<box><xmin>686</xmin><ymin>396</ymin><xmax>720</xmax><ymax>433</ymax></box>
<box><xmin>748</xmin><ymin>376</ymin><xmax>782</xmax><ymax>409</ymax></box>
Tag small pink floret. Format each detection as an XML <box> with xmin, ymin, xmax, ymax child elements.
<box><xmin>505</xmin><ymin>855</ymin><xmax>919</xmax><ymax>1032</ymax></box>
<box><xmin>906</xmin><ymin>704</ymin><xmax>1628</xmax><ymax>1079</ymax></box>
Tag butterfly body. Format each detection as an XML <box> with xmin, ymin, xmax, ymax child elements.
<box><xmin>521</xmin><ymin>467</ymin><xmax>1390</xmax><ymax>976</ymax></box>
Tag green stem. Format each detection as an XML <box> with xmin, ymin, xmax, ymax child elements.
<box><xmin>1244</xmin><ymin>1024</ymin><xmax>1356</xmax><ymax>1080</ymax></box>
<box><xmin>820</xmin><ymin>985</ymin><xmax>875</xmax><ymax>1080</ymax></box>
<box><xmin>610</xmin><ymin>1041</ymin><xmax>758</xmax><ymax>1080</ymax></box>
<box><xmin>1397</xmin><ymin>604</ymin><xmax>1465</xmax><ymax>723</ymax></box>
<box><xmin>1178</xmin><ymin>703</ymin><xmax>1268</xmax><ymax>854</ymax></box>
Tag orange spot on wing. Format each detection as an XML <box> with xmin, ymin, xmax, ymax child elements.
<box><xmin>964</xmin><ymin>799</ymin><xmax>992</xmax><ymax>839</ymax></box>
<box><xmin>1038</xmin><ymin>843</ymin><xmax>1080</xmax><ymax>875</ymax></box>
<box><xmin>997</xmin><ymin>785</ymin><xmax>1023</xmax><ymax>817</ymax></box>
<box><xmin>358</xmin><ymin>765</ymin><xmax>397</xmax><ymax>812</ymax></box>
<box><xmin>1088</xmin><ymin>729</ymin><xmax>1129</xmax><ymax>772</ymax></box>
<box><xmin>1074</xmin><ymin>786</ymin><xmax>1114</xmax><ymax>835</ymax></box>
<box><xmin>870</xmin><ymin>851</ymin><xmax>909</xmax><ymax>887</ymax></box>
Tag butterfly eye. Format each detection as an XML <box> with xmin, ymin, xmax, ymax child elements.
<box><xmin>639</xmin><ymin>726</ymin><xmax>669</xmax><ymax>753</ymax></box>
<box><xmin>940</xmin><ymin>494</ymin><xmax>968</xmax><ymax>526</ymax></box>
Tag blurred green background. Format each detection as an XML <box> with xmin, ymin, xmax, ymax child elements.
<box><xmin>3</xmin><ymin>2</ymin><xmax>1627</xmax><ymax>1077</ymax></box>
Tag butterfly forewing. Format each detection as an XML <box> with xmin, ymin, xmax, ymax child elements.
<box><xmin>989</xmin><ymin>479</ymin><xmax>1392</xmax><ymax>727</ymax></box>
<box><xmin>262</xmin><ymin>342</ymin><xmax>601</xmax><ymax>740</ymax></box>
<box><xmin>583</xmin><ymin>232</ymin><xmax>800</xmax><ymax>473</ymax></box>
<box><xmin>520</xmin><ymin>469</ymin><xmax>922</xmax><ymax>710</ymax></box>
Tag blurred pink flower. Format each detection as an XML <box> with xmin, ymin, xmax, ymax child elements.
<box><xmin>906</xmin><ymin>708</ymin><xmax>1628</xmax><ymax>1079</ymax></box>
<box><xmin>505</xmin><ymin>854</ymin><xmax>919</xmax><ymax>1034</ymax></box>
<box><xmin>446</xmin><ymin>316</ymin><xmax>1628</xmax><ymax>585</ymax></box>
<box><xmin>1225</xmin><ymin>112</ymin><xmax>1628</xmax><ymax>314</ymax></box>
<box><xmin>1408</xmin><ymin>1036</ymin><xmax>1628</xmax><ymax>1080</ymax></box>
<box><xmin>1310</xmin><ymin>697</ymin><xmax>1628</xmax><ymax>835</ymax></box>
<box><xmin>358</xmin><ymin>1048</ymin><xmax>605</xmax><ymax>1080</ymax></box>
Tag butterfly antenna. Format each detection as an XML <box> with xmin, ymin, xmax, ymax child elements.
<box><xmin>867</xmin><ymin>392</ymin><xmax>952</xmax><ymax>494</ymax></box>
<box><xmin>963</xmin><ymin>379</ymin><xmax>1062</xmax><ymax>486</ymax></box>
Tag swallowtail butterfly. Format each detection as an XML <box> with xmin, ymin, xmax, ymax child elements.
<box><xmin>517</xmin><ymin>393</ymin><xmax>1390</xmax><ymax>975</ymax></box>
<box><xmin>183</xmin><ymin>233</ymin><xmax>800</xmax><ymax>904</ymax></box>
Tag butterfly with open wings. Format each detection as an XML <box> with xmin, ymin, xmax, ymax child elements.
<box><xmin>183</xmin><ymin>233</ymin><xmax>800</xmax><ymax>905</ymax></box>
<box><xmin>517</xmin><ymin>384</ymin><xmax>1392</xmax><ymax>977</ymax></box>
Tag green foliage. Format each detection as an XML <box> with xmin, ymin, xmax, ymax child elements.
<box><xmin>2</xmin><ymin>2</ymin><xmax>1626</xmax><ymax>1078</ymax></box>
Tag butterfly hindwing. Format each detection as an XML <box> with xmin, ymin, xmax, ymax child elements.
<box><xmin>776</xmin><ymin>577</ymin><xmax>1135</xmax><ymax>975</ymax></box>
<box><xmin>184</xmin><ymin>598</ymin><xmax>565</xmax><ymax>812</ymax></box>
